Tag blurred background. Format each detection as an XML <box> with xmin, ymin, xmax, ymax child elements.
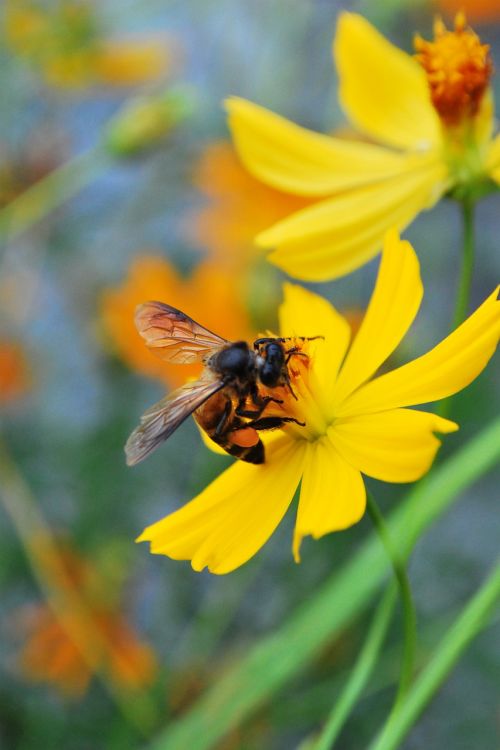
<box><xmin>0</xmin><ymin>1</ymin><xmax>499</xmax><ymax>748</ymax></box>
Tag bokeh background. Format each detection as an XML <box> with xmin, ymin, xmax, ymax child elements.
<box><xmin>0</xmin><ymin>1</ymin><xmax>499</xmax><ymax>748</ymax></box>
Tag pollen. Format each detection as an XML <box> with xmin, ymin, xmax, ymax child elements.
<box><xmin>414</xmin><ymin>13</ymin><xmax>492</xmax><ymax>125</ymax></box>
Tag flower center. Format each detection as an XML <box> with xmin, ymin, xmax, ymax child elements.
<box><xmin>259</xmin><ymin>338</ymin><xmax>330</xmax><ymax>442</ymax></box>
<box><xmin>414</xmin><ymin>13</ymin><xmax>492</xmax><ymax>127</ymax></box>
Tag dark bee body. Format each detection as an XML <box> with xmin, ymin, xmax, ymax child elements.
<box><xmin>125</xmin><ymin>302</ymin><xmax>316</xmax><ymax>467</ymax></box>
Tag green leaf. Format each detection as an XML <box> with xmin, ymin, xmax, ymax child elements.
<box><xmin>150</xmin><ymin>416</ymin><xmax>500</xmax><ymax>750</ymax></box>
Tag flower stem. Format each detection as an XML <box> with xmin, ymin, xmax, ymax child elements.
<box><xmin>437</xmin><ymin>196</ymin><xmax>475</xmax><ymax>419</ymax></box>
<box><xmin>314</xmin><ymin>586</ymin><xmax>397</xmax><ymax>750</ymax></box>
<box><xmin>368</xmin><ymin>557</ymin><xmax>500</xmax><ymax>750</ymax></box>
<box><xmin>366</xmin><ymin>492</ymin><xmax>417</xmax><ymax>709</ymax></box>
<box><xmin>453</xmin><ymin>196</ymin><xmax>475</xmax><ymax>329</ymax></box>
<box><xmin>0</xmin><ymin>145</ymin><xmax>111</xmax><ymax>245</ymax></box>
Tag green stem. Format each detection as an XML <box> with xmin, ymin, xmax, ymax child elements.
<box><xmin>368</xmin><ymin>557</ymin><xmax>500</xmax><ymax>750</ymax></box>
<box><xmin>366</xmin><ymin>493</ymin><xmax>417</xmax><ymax>708</ymax></box>
<box><xmin>314</xmin><ymin>586</ymin><xmax>397</xmax><ymax>750</ymax></box>
<box><xmin>453</xmin><ymin>197</ymin><xmax>475</xmax><ymax>329</ymax></box>
<box><xmin>0</xmin><ymin>145</ymin><xmax>110</xmax><ymax>244</ymax></box>
<box><xmin>438</xmin><ymin>197</ymin><xmax>475</xmax><ymax>419</ymax></box>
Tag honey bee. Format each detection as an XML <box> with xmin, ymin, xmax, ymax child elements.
<box><xmin>125</xmin><ymin>302</ymin><xmax>318</xmax><ymax>466</ymax></box>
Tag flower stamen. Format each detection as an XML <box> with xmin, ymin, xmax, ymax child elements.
<box><xmin>414</xmin><ymin>13</ymin><xmax>492</xmax><ymax>126</ymax></box>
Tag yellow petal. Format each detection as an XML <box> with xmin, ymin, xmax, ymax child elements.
<box><xmin>279</xmin><ymin>283</ymin><xmax>351</xmax><ymax>419</ymax></box>
<box><xmin>137</xmin><ymin>437</ymin><xmax>305</xmax><ymax>574</ymax></box>
<box><xmin>334</xmin><ymin>13</ymin><xmax>440</xmax><ymax>151</ymax></box>
<box><xmin>293</xmin><ymin>438</ymin><xmax>366</xmax><ymax>562</ymax></box>
<box><xmin>341</xmin><ymin>286</ymin><xmax>500</xmax><ymax>416</ymax></box>
<box><xmin>226</xmin><ymin>97</ymin><xmax>420</xmax><ymax>196</ymax></box>
<box><xmin>330</xmin><ymin>408</ymin><xmax>458</xmax><ymax>483</ymax></box>
<box><xmin>94</xmin><ymin>38</ymin><xmax>170</xmax><ymax>86</ymax></box>
<box><xmin>334</xmin><ymin>230</ymin><xmax>423</xmax><ymax>405</ymax></box>
<box><xmin>486</xmin><ymin>133</ymin><xmax>500</xmax><ymax>184</ymax></box>
<box><xmin>260</xmin><ymin>157</ymin><xmax>448</xmax><ymax>281</ymax></box>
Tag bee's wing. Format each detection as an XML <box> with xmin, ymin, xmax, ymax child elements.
<box><xmin>125</xmin><ymin>378</ymin><xmax>225</xmax><ymax>466</ymax></box>
<box><xmin>135</xmin><ymin>301</ymin><xmax>229</xmax><ymax>364</ymax></box>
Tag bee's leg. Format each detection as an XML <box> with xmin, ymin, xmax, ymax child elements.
<box><xmin>214</xmin><ymin>399</ymin><xmax>233</xmax><ymax>439</ymax></box>
<box><xmin>244</xmin><ymin>416</ymin><xmax>305</xmax><ymax>431</ymax></box>
<box><xmin>235</xmin><ymin>385</ymin><xmax>282</xmax><ymax>418</ymax></box>
<box><xmin>284</xmin><ymin>347</ymin><xmax>309</xmax><ymax>365</ymax></box>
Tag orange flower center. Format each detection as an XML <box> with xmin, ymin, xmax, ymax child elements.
<box><xmin>414</xmin><ymin>13</ymin><xmax>492</xmax><ymax>126</ymax></box>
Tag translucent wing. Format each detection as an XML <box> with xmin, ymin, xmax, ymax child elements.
<box><xmin>135</xmin><ymin>301</ymin><xmax>229</xmax><ymax>364</ymax></box>
<box><xmin>125</xmin><ymin>378</ymin><xmax>225</xmax><ymax>466</ymax></box>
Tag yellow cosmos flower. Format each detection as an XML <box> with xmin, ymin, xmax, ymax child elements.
<box><xmin>100</xmin><ymin>256</ymin><xmax>253</xmax><ymax>388</ymax></box>
<box><xmin>226</xmin><ymin>13</ymin><xmax>499</xmax><ymax>281</ymax></box>
<box><xmin>138</xmin><ymin>232</ymin><xmax>500</xmax><ymax>573</ymax></box>
<box><xmin>5</xmin><ymin>0</ymin><xmax>170</xmax><ymax>90</ymax></box>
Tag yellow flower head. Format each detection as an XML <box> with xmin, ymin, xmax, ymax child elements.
<box><xmin>138</xmin><ymin>232</ymin><xmax>499</xmax><ymax>573</ymax></box>
<box><xmin>226</xmin><ymin>13</ymin><xmax>500</xmax><ymax>281</ymax></box>
<box><xmin>18</xmin><ymin>545</ymin><xmax>156</xmax><ymax>697</ymax></box>
<box><xmin>100</xmin><ymin>256</ymin><xmax>254</xmax><ymax>388</ymax></box>
<box><xmin>415</xmin><ymin>14</ymin><xmax>492</xmax><ymax>127</ymax></box>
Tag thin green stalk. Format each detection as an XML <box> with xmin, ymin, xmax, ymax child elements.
<box><xmin>369</xmin><ymin>557</ymin><xmax>500</xmax><ymax>750</ymax></box>
<box><xmin>314</xmin><ymin>587</ymin><xmax>397</xmax><ymax>750</ymax></box>
<box><xmin>438</xmin><ymin>197</ymin><xmax>475</xmax><ymax>418</ymax></box>
<box><xmin>0</xmin><ymin>145</ymin><xmax>110</xmax><ymax>244</ymax></box>
<box><xmin>453</xmin><ymin>196</ymin><xmax>475</xmax><ymax>329</ymax></box>
<box><xmin>366</xmin><ymin>493</ymin><xmax>416</xmax><ymax>708</ymax></box>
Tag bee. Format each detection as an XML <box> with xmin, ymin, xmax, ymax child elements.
<box><xmin>125</xmin><ymin>302</ymin><xmax>318</xmax><ymax>466</ymax></box>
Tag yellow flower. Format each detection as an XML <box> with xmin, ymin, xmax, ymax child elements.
<box><xmin>226</xmin><ymin>13</ymin><xmax>499</xmax><ymax>281</ymax></box>
<box><xmin>18</xmin><ymin>545</ymin><xmax>156</xmax><ymax>697</ymax></box>
<box><xmin>138</xmin><ymin>232</ymin><xmax>500</xmax><ymax>573</ymax></box>
<box><xmin>100</xmin><ymin>256</ymin><xmax>254</xmax><ymax>388</ymax></box>
<box><xmin>5</xmin><ymin>0</ymin><xmax>170</xmax><ymax>90</ymax></box>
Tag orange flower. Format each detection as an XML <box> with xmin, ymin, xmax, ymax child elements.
<box><xmin>186</xmin><ymin>141</ymin><xmax>312</xmax><ymax>270</ymax></box>
<box><xmin>0</xmin><ymin>340</ymin><xmax>30</xmax><ymax>403</ymax></box>
<box><xmin>100</xmin><ymin>256</ymin><xmax>254</xmax><ymax>388</ymax></box>
<box><xmin>4</xmin><ymin>0</ymin><xmax>171</xmax><ymax>90</ymax></box>
<box><xmin>18</xmin><ymin>546</ymin><xmax>156</xmax><ymax>697</ymax></box>
<box><xmin>436</xmin><ymin>0</ymin><xmax>500</xmax><ymax>23</ymax></box>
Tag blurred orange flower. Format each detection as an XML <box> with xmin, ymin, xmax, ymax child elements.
<box><xmin>18</xmin><ymin>545</ymin><xmax>156</xmax><ymax>697</ymax></box>
<box><xmin>436</xmin><ymin>0</ymin><xmax>500</xmax><ymax>22</ymax></box>
<box><xmin>5</xmin><ymin>0</ymin><xmax>171</xmax><ymax>90</ymax></box>
<box><xmin>0</xmin><ymin>340</ymin><xmax>31</xmax><ymax>403</ymax></box>
<box><xmin>186</xmin><ymin>141</ymin><xmax>312</xmax><ymax>270</ymax></box>
<box><xmin>100</xmin><ymin>256</ymin><xmax>254</xmax><ymax>388</ymax></box>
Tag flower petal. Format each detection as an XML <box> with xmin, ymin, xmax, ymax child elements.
<box><xmin>137</xmin><ymin>437</ymin><xmax>305</xmax><ymax>574</ymax></box>
<box><xmin>334</xmin><ymin>230</ymin><xmax>423</xmax><ymax>405</ymax></box>
<box><xmin>259</xmin><ymin>157</ymin><xmax>448</xmax><ymax>281</ymax></box>
<box><xmin>486</xmin><ymin>133</ymin><xmax>500</xmax><ymax>184</ymax></box>
<box><xmin>279</xmin><ymin>283</ymin><xmax>351</xmax><ymax>418</ymax></box>
<box><xmin>334</xmin><ymin>13</ymin><xmax>440</xmax><ymax>151</ymax></box>
<box><xmin>226</xmin><ymin>97</ymin><xmax>421</xmax><ymax>196</ymax></box>
<box><xmin>293</xmin><ymin>438</ymin><xmax>366</xmax><ymax>562</ymax></box>
<box><xmin>330</xmin><ymin>408</ymin><xmax>458</xmax><ymax>483</ymax></box>
<box><xmin>341</xmin><ymin>286</ymin><xmax>500</xmax><ymax>416</ymax></box>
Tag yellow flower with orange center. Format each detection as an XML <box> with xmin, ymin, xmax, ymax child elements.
<box><xmin>17</xmin><ymin>545</ymin><xmax>156</xmax><ymax>697</ymax></box>
<box><xmin>5</xmin><ymin>0</ymin><xmax>171</xmax><ymax>90</ymax></box>
<box><xmin>138</xmin><ymin>232</ymin><xmax>500</xmax><ymax>573</ymax></box>
<box><xmin>100</xmin><ymin>256</ymin><xmax>254</xmax><ymax>388</ymax></box>
<box><xmin>226</xmin><ymin>13</ymin><xmax>500</xmax><ymax>281</ymax></box>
